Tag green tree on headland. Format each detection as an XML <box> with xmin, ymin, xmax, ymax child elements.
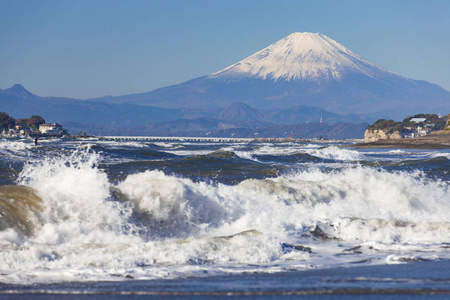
<box><xmin>367</xmin><ymin>114</ymin><xmax>448</xmax><ymax>133</ymax></box>
<box><xmin>16</xmin><ymin>115</ymin><xmax>46</xmax><ymax>130</ymax></box>
<box><xmin>0</xmin><ymin>112</ymin><xmax>16</xmax><ymax>130</ymax></box>
<box><xmin>366</xmin><ymin>119</ymin><xmax>403</xmax><ymax>134</ymax></box>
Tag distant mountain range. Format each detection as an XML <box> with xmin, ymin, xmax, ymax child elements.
<box><xmin>1</xmin><ymin>32</ymin><xmax>449</xmax><ymax>138</ymax></box>
<box><xmin>0</xmin><ymin>84</ymin><xmax>368</xmax><ymax>137</ymax></box>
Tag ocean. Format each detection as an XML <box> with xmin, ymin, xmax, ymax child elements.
<box><xmin>0</xmin><ymin>137</ymin><xmax>449</xmax><ymax>298</ymax></box>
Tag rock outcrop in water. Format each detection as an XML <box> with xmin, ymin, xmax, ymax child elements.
<box><xmin>0</xmin><ymin>185</ymin><xmax>43</xmax><ymax>237</ymax></box>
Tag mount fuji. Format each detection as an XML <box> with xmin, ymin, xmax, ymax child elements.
<box><xmin>92</xmin><ymin>32</ymin><xmax>450</xmax><ymax>119</ymax></box>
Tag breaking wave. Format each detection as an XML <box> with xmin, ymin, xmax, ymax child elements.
<box><xmin>0</xmin><ymin>147</ymin><xmax>448</xmax><ymax>283</ymax></box>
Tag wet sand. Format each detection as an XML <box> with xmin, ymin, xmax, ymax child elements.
<box><xmin>351</xmin><ymin>131</ymin><xmax>450</xmax><ymax>149</ymax></box>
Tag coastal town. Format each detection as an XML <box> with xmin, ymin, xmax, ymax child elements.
<box><xmin>0</xmin><ymin>112</ymin><xmax>68</xmax><ymax>138</ymax></box>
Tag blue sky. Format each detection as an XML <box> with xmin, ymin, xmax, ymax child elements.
<box><xmin>1</xmin><ymin>0</ymin><xmax>450</xmax><ymax>98</ymax></box>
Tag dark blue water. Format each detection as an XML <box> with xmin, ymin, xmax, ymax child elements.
<box><xmin>0</xmin><ymin>137</ymin><xmax>449</xmax><ymax>297</ymax></box>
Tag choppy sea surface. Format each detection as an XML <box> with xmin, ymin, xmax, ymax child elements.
<box><xmin>0</xmin><ymin>137</ymin><xmax>449</xmax><ymax>298</ymax></box>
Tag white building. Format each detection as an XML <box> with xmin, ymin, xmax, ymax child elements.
<box><xmin>410</xmin><ymin>118</ymin><xmax>427</xmax><ymax>123</ymax></box>
<box><xmin>39</xmin><ymin>123</ymin><xmax>63</xmax><ymax>134</ymax></box>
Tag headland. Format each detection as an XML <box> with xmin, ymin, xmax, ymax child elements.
<box><xmin>351</xmin><ymin>130</ymin><xmax>450</xmax><ymax>149</ymax></box>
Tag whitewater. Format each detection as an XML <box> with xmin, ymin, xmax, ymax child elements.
<box><xmin>0</xmin><ymin>137</ymin><xmax>449</xmax><ymax>296</ymax></box>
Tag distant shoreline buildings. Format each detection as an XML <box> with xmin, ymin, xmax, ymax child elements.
<box><xmin>364</xmin><ymin>114</ymin><xmax>448</xmax><ymax>142</ymax></box>
<box><xmin>0</xmin><ymin>112</ymin><xmax>68</xmax><ymax>138</ymax></box>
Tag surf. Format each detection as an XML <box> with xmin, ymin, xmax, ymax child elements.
<box><xmin>0</xmin><ymin>140</ymin><xmax>448</xmax><ymax>284</ymax></box>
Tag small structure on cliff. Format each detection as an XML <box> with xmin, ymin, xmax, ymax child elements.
<box><xmin>410</xmin><ymin>117</ymin><xmax>427</xmax><ymax>123</ymax></box>
<box><xmin>39</xmin><ymin>123</ymin><xmax>64</xmax><ymax>135</ymax></box>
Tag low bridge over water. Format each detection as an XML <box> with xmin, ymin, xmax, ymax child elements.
<box><xmin>100</xmin><ymin>136</ymin><xmax>255</xmax><ymax>143</ymax></box>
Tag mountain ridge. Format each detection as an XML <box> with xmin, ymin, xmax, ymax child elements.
<box><xmin>1</xmin><ymin>84</ymin><xmax>38</xmax><ymax>100</ymax></box>
<box><xmin>0</xmin><ymin>84</ymin><xmax>369</xmax><ymax>137</ymax></box>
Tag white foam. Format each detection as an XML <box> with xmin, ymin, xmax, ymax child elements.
<box><xmin>116</xmin><ymin>170</ymin><xmax>234</xmax><ymax>239</ymax></box>
<box><xmin>0</xmin><ymin>139</ymin><xmax>35</xmax><ymax>161</ymax></box>
<box><xmin>18</xmin><ymin>148</ymin><xmax>136</xmax><ymax>245</ymax></box>
<box><xmin>153</xmin><ymin>142</ymin><xmax>175</xmax><ymax>148</ymax></box>
<box><xmin>163</xmin><ymin>149</ymin><xmax>212</xmax><ymax>156</ymax></box>
<box><xmin>0</xmin><ymin>146</ymin><xmax>448</xmax><ymax>284</ymax></box>
<box><xmin>429</xmin><ymin>152</ymin><xmax>450</xmax><ymax>160</ymax></box>
<box><xmin>0</xmin><ymin>139</ymin><xmax>32</xmax><ymax>151</ymax></box>
<box><xmin>305</xmin><ymin>146</ymin><xmax>364</xmax><ymax>161</ymax></box>
<box><xmin>95</xmin><ymin>140</ymin><xmax>147</xmax><ymax>148</ymax></box>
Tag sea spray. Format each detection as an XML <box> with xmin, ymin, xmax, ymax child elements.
<box><xmin>0</xmin><ymin>140</ymin><xmax>448</xmax><ymax>284</ymax></box>
<box><xmin>305</xmin><ymin>146</ymin><xmax>365</xmax><ymax>161</ymax></box>
<box><xmin>13</xmin><ymin>148</ymin><xmax>450</xmax><ymax>246</ymax></box>
<box><xmin>116</xmin><ymin>170</ymin><xmax>234</xmax><ymax>239</ymax></box>
<box><xmin>17</xmin><ymin>148</ymin><xmax>136</xmax><ymax>244</ymax></box>
<box><xmin>235</xmin><ymin>167</ymin><xmax>450</xmax><ymax>244</ymax></box>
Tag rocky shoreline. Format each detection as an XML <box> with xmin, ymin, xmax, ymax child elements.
<box><xmin>350</xmin><ymin>131</ymin><xmax>450</xmax><ymax>149</ymax></box>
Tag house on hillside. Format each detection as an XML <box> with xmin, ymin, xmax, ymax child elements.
<box><xmin>39</xmin><ymin>123</ymin><xmax>64</xmax><ymax>135</ymax></box>
<box><xmin>401</xmin><ymin>116</ymin><xmax>447</xmax><ymax>138</ymax></box>
<box><xmin>402</xmin><ymin>126</ymin><xmax>432</xmax><ymax>138</ymax></box>
<box><xmin>410</xmin><ymin>117</ymin><xmax>427</xmax><ymax>123</ymax></box>
<box><xmin>1</xmin><ymin>125</ymin><xmax>32</xmax><ymax>137</ymax></box>
<box><xmin>15</xmin><ymin>125</ymin><xmax>30</xmax><ymax>136</ymax></box>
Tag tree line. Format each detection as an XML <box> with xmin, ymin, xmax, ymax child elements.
<box><xmin>367</xmin><ymin>114</ymin><xmax>448</xmax><ymax>133</ymax></box>
<box><xmin>0</xmin><ymin>112</ymin><xmax>46</xmax><ymax>131</ymax></box>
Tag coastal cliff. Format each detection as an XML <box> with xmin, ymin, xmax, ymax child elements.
<box><xmin>364</xmin><ymin>129</ymin><xmax>402</xmax><ymax>143</ymax></box>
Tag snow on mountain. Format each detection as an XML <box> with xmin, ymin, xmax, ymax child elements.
<box><xmin>88</xmin><ymin>32</ymin><xmax>450</xmax><ymax>119</ymax></box>
<box><xmin>211</xmin><ymin>32</ymin><xmax>393</xmax><ymax>81</ymax></box>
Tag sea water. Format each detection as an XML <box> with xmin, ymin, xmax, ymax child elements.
<box><xmin>0</xmin><ymin>137</ymin><xmax>449</xmax><ymax>298</ymax></box>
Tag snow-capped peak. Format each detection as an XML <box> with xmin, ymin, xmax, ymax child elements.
<box><xmin>210</xmin><ymin>32</ymin><xmax>391</xmax><ymax>81</ymax></box>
